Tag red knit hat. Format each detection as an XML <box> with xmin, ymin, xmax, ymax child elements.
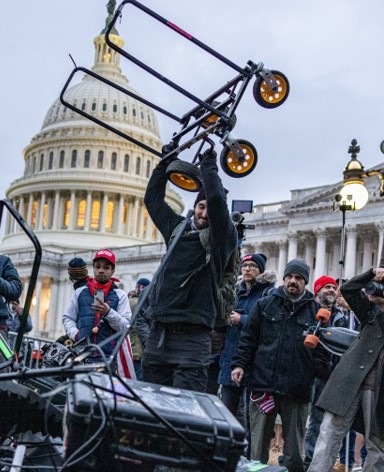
<box><xmin>313</xmin><ymin>275</ymin><xmax>337</xmax><ymax>295</ymax></box>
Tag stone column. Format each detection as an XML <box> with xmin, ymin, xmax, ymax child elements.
<box><xmin>85</xmin><ymin>191</ymin><xmax>92</xmax><ymax>231</ymax></box>
<box><xmin>303</xmin><ymin>235</ymin><xmax>315</xmax><ymax>287</ymax></box>
<box><xmin>32</xmin><ymin>278</ymin><xmax>42</xmax><ymax>335</ymax></box>
<box><xmin>26</xmin><ymin>194</ymin><xmax>34</xmax><ymax>226</ymax></box>
<box><xmin>117</xmin><ymin>195</ymin><xmax>124</xmax><ymax>235</ymax></box>
<box><xmin>100</xmin><ymin>192</ymin><xmax>109</xmax><ymax>232</ymax></box>
<box><xmin>376</xmin><ymin>222</ymin><xmax>384</xmax><ymax>266</ymax></box>
<box><xmin>37</xmin><ymin>191</ymin><xmax>46</xmax><ymax>230</ymax></box>
<box><xmin>314</xmin><ymin>228</ymin><xmax>327</xmax><ymax>279</ymax></box>
<box><xmin>52</xmin><ymin>190</ymin><xmax>60</xmax><ymax>229</ymax></box>
<box><xmin>287</xmin><ymin>231</ymin><xmax>298</xmax><ymax>261</ymax></box>
<box><xmin>344</xmin><ymin>225</ymin><xmax>357</xmax><ymax>279</ymax></box>
<box><xmin>18</xmin><ymin>196</ymin><xmax>25</xmax><ymax>232</ymax></box>
<box><xmin>133</xmin><ymin>197</ymin><xmax>140</xmax><ymax>238</ymax></box>
<box><xmin>277</xmin><ymin>240</ymin><xmax>288</xmax><ymax>281</ymax></box>
<box><xmin>48</xmin><ymin>280</ymin><xmax>59</xmax><ymax>338</ymax></box>
<box><xmin>361</xmin><ymin>231</ymin><xmax>373</xmax><ymax>272</ymax></box>
<box><xmin>68</xmin><ymin>190</ymin><xmax>76</xmax><ymax>230</ymax></box>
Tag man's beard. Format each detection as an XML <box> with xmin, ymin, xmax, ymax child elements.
<box><xmin>319</xmin><ymin>293</ymin><xmax>336</xmax><ymax>307</ymax></box>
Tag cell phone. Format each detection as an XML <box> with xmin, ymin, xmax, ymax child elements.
<box><xmin>94</xmin><ymin>290</ymin><xmax>104</xmax><ymax>303</ymax></box>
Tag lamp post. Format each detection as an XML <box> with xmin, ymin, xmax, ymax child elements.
<box><xmin>334</xmin><ymin>139</ymin><xmax>368</xmax><ymax>283</ymax></box>
<box><xmin>333</xmin><ymin>138</ymin><xmax>378</xmax><ymax>472</ymax></box>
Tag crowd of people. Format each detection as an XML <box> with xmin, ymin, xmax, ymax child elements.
<box><xmin>1</xmin><ymin>147</ymin><xmax>383</xmax><ymax>472</ymax></box>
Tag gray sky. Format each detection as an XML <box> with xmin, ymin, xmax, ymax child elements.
<box><xmin>1</xmin><ymin>0</ymin><xmax>384</xmax><ymax>213</ymax></box>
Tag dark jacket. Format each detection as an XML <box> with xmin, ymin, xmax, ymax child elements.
<box><xmin>144</xmin><ymin>153</ymin><xmax>237</xmax><ymax>329</ymax></box>
<box><xmin>219</xmin><ymin>270</ymin><xmax>276</xmax><ymax>386</ymax></box>
<box><xmin>0</xmin><ymin>256</ymin><xmax>23</xmax><ymax>325</ymax></box>
<box><xmin>232</xmin><ymin>286</ymin><xmax>323</xmax><ymax>403</ymax></box>
<box><xmin>317</xmin><ymin>269</ymin><xmax>384</xmax><ymax>440</ymax></box>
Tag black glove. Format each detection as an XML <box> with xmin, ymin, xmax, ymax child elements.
<box><xmin>199</xmin><ymin>147</ymin><xmax>217</xmax><ymax>163</ymax></box>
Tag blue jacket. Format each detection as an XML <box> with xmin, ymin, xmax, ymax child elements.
<box><xmin>218</xmin><ymin>271</ymin><xmax>276</xmax><ymax>386</ymax></box>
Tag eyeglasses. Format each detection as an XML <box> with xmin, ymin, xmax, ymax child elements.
<box><xmin>241</xmin><ymin>264</ymin><xmax>258</xmax><ymax>270</ymax></box>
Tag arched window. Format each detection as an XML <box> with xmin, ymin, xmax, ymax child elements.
<box><xmin>124</xmin><ymin>154</ymin><xmax>130</xmax><ymax>172</ymax></box>
<box><xmin>102</xmin><ymin>102</ymin><xmax>107</xmax><ymax>112</ymax></box>
<box><xmin>77</xmin><ymin>199</ymin><xmax>86</xmax><ymax>228</ymax></box>
<box><xmin>132</xmin><ymin>108</ymin><xmax>136</xmax><ymax>117</ymax></box>
<box><xmin>81</xmin><ymin>102</ymin><xmax>86</xmax><ymax>111</ymax></box>
<box><xmin>91</xmin><ymin>200</ymin><xmax>100</xmax><ymax>229</ymax></box>
<box><xmin>48</xmin><ymin>152</ymin><xmax>54</xmax><ymax>170</ymax></box>
<box><xmin>97</xmin><ymin>151</ymin><xmax>104</xmax><ymax>169</ymax></box>
<box><xmin>63</xmin><ymin>199</ymin><xmax>71</xmax><ymax>228</ymax></box>
<box><xmin>145</xmin><ymin>160</ymin><xmax>151</xmax><ymax>178</ymax></box>
<box><xmin>71</xmin><ymin>150</ymin><xmax>77</xmax><ymax>168</ymax></box>
<box><xmin>111</xmin><ymin>152</ymin><xmax>117</xmax><ymax>170</ymax></box>
<box><xmin>39</xmin><ymin>153</ymin><xmax>44</xmax><ymax>171</ymax></box>
<box><xmin>31</xmin><ymin>201</ymin><xmax>38</xmax><ymax>229</ymax></box>
<box><xmin>84</xmin><ymin>150</ymin><xmax>90</xmax><ymax>168</ymax></box>
<box><xmin>135</xmin><ymin>157</ymin><xmax>141</xmax><ymax>175</ymax></box>
<box><xmin>113</xmin><ymin>104</ymin><xmax>117</xmax><ymax>113</ymax></box>
<box><xmin>91</xmin><ymin>102</ymin><xmax>97</xmax><ymax>111</ymax></box>
<box><xmin>42</xmin><ymin>203</ymin><xmax>48</xmax><ymax>229</ymax></box>
<box><xmin>32</xmin><ymin>155</ymin><xmax>36</xmax><ymax>173</ymax></box>
<box><xmin>106</xmin><ymin>201</ymin><xmax>114</xmax><ymax>230</ymax></box>
<box><xmin>59</xmin><ymin>151</ymin><xmax>65</xmax><ymax>168</ymax></box>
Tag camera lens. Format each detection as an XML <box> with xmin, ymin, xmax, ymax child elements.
<box><xmin>365</xmin><ymin>281</ymin><xmax>384</xmax><ymax>297</ymax></box>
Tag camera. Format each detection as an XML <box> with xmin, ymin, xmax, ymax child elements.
<box><xmin>365</xmin><ymin>281</ymin><xmax>384</xmax><ymax>298</ymax></box>
<box><xmin>231</xmin><ymin>200</ymin><xmax>255</xmax><ymax>242</ymax></box>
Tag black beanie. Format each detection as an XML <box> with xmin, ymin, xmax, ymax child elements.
<box><xmin>194</xmin><ymin>188</ymin><xmax>206</xmax><ymax>207</ymax></box>
<box><xmin>283</xmin><ymin>258</ymin><xmax>310</xmax><ymax>284</ymax></box>
<box><xmin>68</xmin><ymin>257</ymin><xmax>88</xmax><ymax>281</ymax></box>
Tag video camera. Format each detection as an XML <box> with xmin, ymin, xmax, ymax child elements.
<box><xmin>231</xmin><ymin>200</ymin><xmax>255</xmax><ymax>241</ymax></box>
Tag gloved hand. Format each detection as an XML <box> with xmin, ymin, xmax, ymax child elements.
<box><xmin>199</xmin><ymin>147</ymin><xmax>217</xmax><ymax>163</ymax></box>
<box><xmin>250</xmin><ymin>391</ymin><xmax>275</xmax><ymax>415</ymax></box>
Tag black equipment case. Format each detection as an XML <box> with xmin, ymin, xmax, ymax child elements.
<box><xmin>64</xmin><ymin>373</ymin><xmax>247</xmax><ymax>471</ymax></box>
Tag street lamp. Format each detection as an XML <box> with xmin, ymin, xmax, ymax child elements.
<box><xmin>333</xmin><ymin>139</ymin><xmax>369</xmax><ymax>284</ymax></box>
<box><xmin>337</xmin><ymin>139</ymin><xmax>369</xmax><ymax>211</ymax></box>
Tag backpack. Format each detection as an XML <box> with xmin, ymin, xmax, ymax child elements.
<box><xmin>170</xmin><ymin>220</ymin><xmax>240</xmax><ymax>328</ymax></box>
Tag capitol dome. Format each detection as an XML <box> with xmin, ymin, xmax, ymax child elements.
<box><xmin>3</xmin><ymin>10</ymin><xmax>184</xmax><ymax>253</ymax></box>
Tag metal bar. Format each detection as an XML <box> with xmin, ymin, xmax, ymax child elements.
<box><xmin>111</xmin><ymin>1</ymin><xmax>244</xmax><ymax>72</ymax></box>
<box><xmin>0</xmin><ymin>200</ymin><xmax>41</xmax><ymax>355</ymax></box>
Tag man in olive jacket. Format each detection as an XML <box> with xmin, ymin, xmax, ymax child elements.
<box><xmin>308</xmin><ymin>267</ymin><xmax>384</xmax><ymax>472</ymax></box>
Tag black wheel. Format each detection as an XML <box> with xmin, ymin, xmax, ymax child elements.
<box><xmin>166</xmin><ymin>160</ymin><xmax>203</xmax><ymax>192</ymax></box>
<box><xmin>0</xmin><ymin>380</ymin><xmax>63</xmax><ymax>438</ymax></box>
<box><xmin>253</xmin><ymin>70</ymin><xmax>289</xmax><ymax>109</ymax></box>
<box><xmin>220</xmin><ymin>139</ymin><xmax>257</xmax><ymax>178</ymax></box>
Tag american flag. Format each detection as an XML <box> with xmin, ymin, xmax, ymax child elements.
<box><xmin>117</xmin><ymin>335</ymin><xmax>137</xmax><ymax>380</ymax></box>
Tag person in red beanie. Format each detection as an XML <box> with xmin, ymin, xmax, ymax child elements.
<box><xmin>303</xmin><ymin>274</ymin><xmax>349</xmax><ymax>471</ymax></box>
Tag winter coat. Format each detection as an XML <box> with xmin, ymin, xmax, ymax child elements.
<box><xmin>317</xmin><ymin>269</ymin><xmax>384</xmax><ymax>440</ymax></box>
<box><xmin>218</xmin><ymin>270</ymin><xmax>276</xmax><ymax>386</ymax></box>
<box><xmin>0</xmin><ymin>256</ymin><xmax>23</xmax><ymax>325</ymax></box>
<box><xmin>144</xmin><ymin>153</ymin><xmax>237</xmax><ymax>329</ymax></box>
<box><xmin>232</xmin><ymin>286</ymin><xmax>325</xmax><ymax>403</ymax></box>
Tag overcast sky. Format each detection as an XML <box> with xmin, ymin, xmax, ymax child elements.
<box><xmin>1</xmin><ymin>0</ymin><xmax>384</xmax><ymax>213</ymax></box>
